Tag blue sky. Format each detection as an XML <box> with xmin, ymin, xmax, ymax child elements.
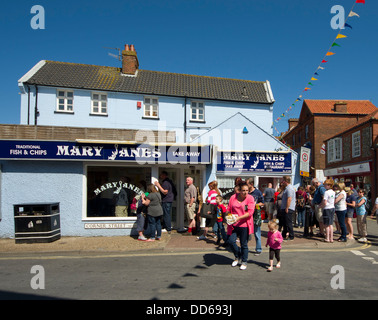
<box><xmin>0</xmin><ymin>0</ymin><xmax>376</xmax><ymax>135</ymax></box>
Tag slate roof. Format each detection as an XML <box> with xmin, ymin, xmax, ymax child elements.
<box><xmin>21</xmin><ymin>60</ymin><xmax>273</xmax><ymax>104</ymax></box>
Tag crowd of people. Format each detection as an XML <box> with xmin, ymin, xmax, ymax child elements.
<box><xmin>135</xmin><ymin>172</ymin><xmax>378</xmax><ymax>271</ymax></box>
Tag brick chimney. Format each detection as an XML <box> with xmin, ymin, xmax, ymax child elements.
<box><xmin>122</xmin><ymin>44</ymin><xmax>139</xmax><ymax>75</ymax></box>
<box><xmin>288</xmin><ymin>118</ymin><xmax>299</xmax><ymax>131</ymax></box>
<box><xmin>334</xmin><ymin>101</ymin><xmax>348</xmax><ymax>113</ymax></box>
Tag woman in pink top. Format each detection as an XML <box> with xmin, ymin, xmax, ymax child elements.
<box><xmin>227</xmin><ymin>182</ymin><xmax>255</xmax><ymax>270</ymax></box>
<box><xmin>265</xmin><ymin>220</ymin><xmax>283</xmax><ymax>272</ymax></box>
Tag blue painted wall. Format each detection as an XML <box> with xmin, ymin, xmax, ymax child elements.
<box><xmin>20</xmin><ymin>86</ymin><xmax>273</xmax><ymax>142</ymax></box>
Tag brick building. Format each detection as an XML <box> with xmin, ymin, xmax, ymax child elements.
<box><xmin>282</xmin><ymin>100</ymin><xmax>377</xmax><ymax>180</ymax></box>
<box><xmin>324</xmin><ymin>109</ymin><xmax>378</xmax><ymax>202</ymax></box>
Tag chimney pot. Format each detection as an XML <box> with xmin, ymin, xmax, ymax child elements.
<box><xmin>122</xmin><ymin>44</ymin><xmax>139</xmax><ymax>75</ymax></box>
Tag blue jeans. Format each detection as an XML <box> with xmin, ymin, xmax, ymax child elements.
<box><xmin>336</xmin><ymin>210</ymin><xmax>347</xmax><ymax>240</ymax></box>
<box><xmin>297</xmin><ymin>208</ymin><xmax>305</xmax><ymax>227</ymax></box>
<box><xmin>254</xmin><ymin>224</ymin><xmax>262</xmax><ymax>253</ymax></box>
<box><xmin>147</xmin><ymin>215</ymin><xmax>162</xmax><ymax>239</ymax></box>
<box><xmin>216</xmin><ymin>221</ymin><xmax>227</xmax><ymax>241</ymax></box>
<box><xmin>229</xmin><ymin>226</ymin><xmax>249</xmax><ymax>263</ymax></box>
<box><xmin>162</xmin><ymin>202</ymin><xmax>172</xmax><ymax>232</ymax></box>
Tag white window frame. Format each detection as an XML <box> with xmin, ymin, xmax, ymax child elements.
<box><xmin>91</xmin><ymin>92</ymin><xmax>108</xmax><ymax>115</ymax></box>
<box><xmin>56</xmin><ymin>90</ymin><xmax>74</xmax><ymax>113</ymax></box>
<box><xmin>143</xmin><ymin>96</ymin><xmax>159</xmax><ymax>118</ymax></box>
<box><xmin>190</xmin><ymin>101</ymin><xmax>205</xmax><ymax>122</ymax></box>
<box><xmin>327</xmin><ymin>137</ymin><xmax>342</xmax><ymax>163</ymax></box>
<box><xmin>352</xmin><ymin>131</ymin><xmax>361</xmax><ymax>158</ymax></box>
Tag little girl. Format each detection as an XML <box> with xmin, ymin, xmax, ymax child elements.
<box><xmin>265</xmin><ymin>220</ymin><xmax>283</xmax><ymax>272</ymax></box>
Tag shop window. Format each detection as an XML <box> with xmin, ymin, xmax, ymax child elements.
<box><xmin>86</xmin><ymin>166</ymin><xmax>151</xmax><ymax>218</ymax></box>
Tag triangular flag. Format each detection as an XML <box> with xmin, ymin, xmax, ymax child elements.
<box><xmin>356</xmin><ymin>0</ymin><xmax>365</xmax><ymax>4</ymax></box>
<box><xmin>332</xmin><ymin>42</ymin><xmax>341</xmax><ymax>47</ymax></box>
<box><xmin>318</xmin><ymin>66</ymin><xmax>325</xmax><ymax>70</ymax></box>
<box><xmin>304</xmin><ymin>88</ymin><xmax>311</xmax><ymax>91</ymax></box>
<box><xmin>326</xmin><ymin>52</ymin><xmax>335</xmax><ymax>56</ymax></box>
<box><xmin>336</xmin><ymin>34</ymin><xmax>347</xmax><ymax>39</ymax></box>
<box><xmin>311</xmin><ymin>77</ymin><xmax>318</xmax><ymax>81</ymax></box>
<box><xmin>321</xmin><ymin>60</ymin><xmax>328</xmax><ymax>63</ymax></box>
<box><xmin>348</xmin><ymin>11</ymin><xmax>360</xmax><ymax>18</ymax></box>
<box><xmin>308</xmin><ymin>82</ymin><xmax>313</xmax><ymax>86</ymax></box>
<box><xmin>344</xmin><ymin>23</ymin><xmax>353</xmax><ymax>29</ymax></box>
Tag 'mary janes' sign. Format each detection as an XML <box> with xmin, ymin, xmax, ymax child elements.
<box><xmin>0</xmin><ymin>140</ymin><xmax>211</xmax><ymax>164</ymax></box>
<box><xmin>217</xmin><ymin>151</ymin><xmax>292</xmax><ymax>173</ymax></box>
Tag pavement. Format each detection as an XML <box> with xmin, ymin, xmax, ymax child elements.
<box><xmin>0</xmin><ymin>217</ymin><xmax>376</xmax><ymax>257</ymax></box>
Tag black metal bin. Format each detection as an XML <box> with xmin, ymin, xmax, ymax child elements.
<box><xmin>14</xmin><ymin>203</ymin><xmax>60</xmax><ymax>244</ymax></box>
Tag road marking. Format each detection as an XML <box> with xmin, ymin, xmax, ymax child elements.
<box><xmin>371</xmin><ymin>251</ymin><xmax>378</xmax><ymax>256</ymax></box>
<box><xmin>351</xmin><ymin>250</ymin><xmax>366</xmax><ymax>256</ymax></box>
<box><xmin>0</xmin><ymin>242</ymin><xmax>372</xmax><ymax>261</ymax></box>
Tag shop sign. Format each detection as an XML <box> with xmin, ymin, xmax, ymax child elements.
<box><xmin>84</xmin><ymin>223</ymin><xmax>135</xmax><ymax>229</ymax></box>
<box><xmin>217</xmin><ymin>151</ymin><xmax>292</xmax><ymax>174</ymax></box>
<box><xmin>324</xmin><ymin>162</ymin><xmax>371</xmax><ymax>177</ymax></box>
<box><xmin>0</xmin><ymin>140</ymin><xmax>211</xmax><ymax>164</ymax></box>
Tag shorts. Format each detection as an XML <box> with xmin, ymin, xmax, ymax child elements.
<box><xmin>314</xmin><ymin>204</ymin><xmax>323</xmax><ymax>223</ymax></box>
<box><xmin>346</xmin><ymin>210</ymin><xmax>354</xmax><ymax>219</ymax></box>
<box><xmin>185</xmin><ymin>203</ymin><xmax>196</xmax><ymax>220</ymax></box>
<box><xmin>323</xmin><ymin>208</ymin><xmax>335</xmax><ymax>226</ymax></box>
<box><xmin>265</xmin><ymin>202</ymin><xmax>274</xmax><ymax>215</ymax></box>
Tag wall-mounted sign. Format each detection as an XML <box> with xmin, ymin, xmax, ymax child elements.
<box><xmin>217</xmin><ymin>151</ymin><xmax>292</xmax><ymax>174</ymax></box>
<box><xmin>0</xmin><ymin>140</ymin><xmax>211</xmax><ymax>164</ymax></box>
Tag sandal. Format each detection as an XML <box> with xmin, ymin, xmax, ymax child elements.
<box><xmin>276</xmin><ymin>262</ymin><xmax>281</xmax><ymax>269</ymax></box>
<box><xmin>267</xmin><ymin>266</ymin><xmax>273</xmax><ymax>272</ymax></box>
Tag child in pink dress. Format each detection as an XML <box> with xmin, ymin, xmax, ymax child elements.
<box><xmin>265</xmin><ymin>220</ymin><xmax>283</xmax><ymax>272</ymax></box>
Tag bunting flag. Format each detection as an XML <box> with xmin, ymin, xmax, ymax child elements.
<box><xmin>349</xmin><ymin>11</ymin><xmax>360</xmax><ymax>17</ymax></box>
<box><xmin>273</xmin><ymin>0</ymin><xmax>366</xmax><ymax>139</ymax></box>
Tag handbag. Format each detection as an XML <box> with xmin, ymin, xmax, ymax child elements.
<box><xmin>200</xmin><ymin>202</ymin><xmax>215</xmax><ymax>219</ymax></box>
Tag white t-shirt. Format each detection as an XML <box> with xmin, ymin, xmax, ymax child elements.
<box><xmin>335</xmin><ymin>190</ymin><xmax>347</xmax><ymax>211</ymax></box>
<box><xmin>323</xmin><ymin>189</ymin><xmax>335</xmax><ymax>209</ymax></box>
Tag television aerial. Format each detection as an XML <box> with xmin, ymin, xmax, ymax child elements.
<box><xmin>104</xmin><ymin>47</ymin><xmax>121</xmax><ymax>61</ymax></box>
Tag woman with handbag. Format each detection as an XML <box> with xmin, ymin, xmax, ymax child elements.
<box><xmin>197</xmin><ymin>181</ymin><xmax>220</xmax><ymax>240</ymax></box>
<box><xmin>227</xmin><ymin>182</ymin><xmax>255</xmax><ymax>270</ymax></box>
<box><xmin>141</xmin><ymin>184</ymin><xmax>163</xmax><ymax>242</ymax></box>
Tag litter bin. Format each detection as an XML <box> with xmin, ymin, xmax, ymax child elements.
<box><xmin>14</xmin><ymin>203</ymin><xmax>60</xmax><ymax>244</ymax></box>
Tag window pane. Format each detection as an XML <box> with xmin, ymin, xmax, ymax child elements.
<box><xmin>145</xmin><ymin>98</ymin><xmax>150</xmax><ymax>104</ymax></box>
<box><xmin>59</xmin><ymin>99</ymin><xmax>65</xmax><ymax>104</ymax></box>
<box><xmin>93</xmin><ymin>102</ymin><xmax>98</xmax><ymax>107</ymax></box>
<box><xmin>93</xmin><ymin>94</ymin><xmax>99</xmax><ymax>100</ymax></box>
<box><xmin>58</xmin><ymin>91</ymin><xmax>65</xmax><ymax>97</ymax></box>
<box><xmin>67</xmin><ymin>92</ymin><xmax>73</xmax><ymax>98</ymax></box>
<box><xmin>101</xmin><ymin>95</ymin><xmax>107</xmax><ymax>101</ymax></box>
<box><xmin>152</xmin><ymin>99</ymin><xmax>158</xmax><ymax>105</ymax></box>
